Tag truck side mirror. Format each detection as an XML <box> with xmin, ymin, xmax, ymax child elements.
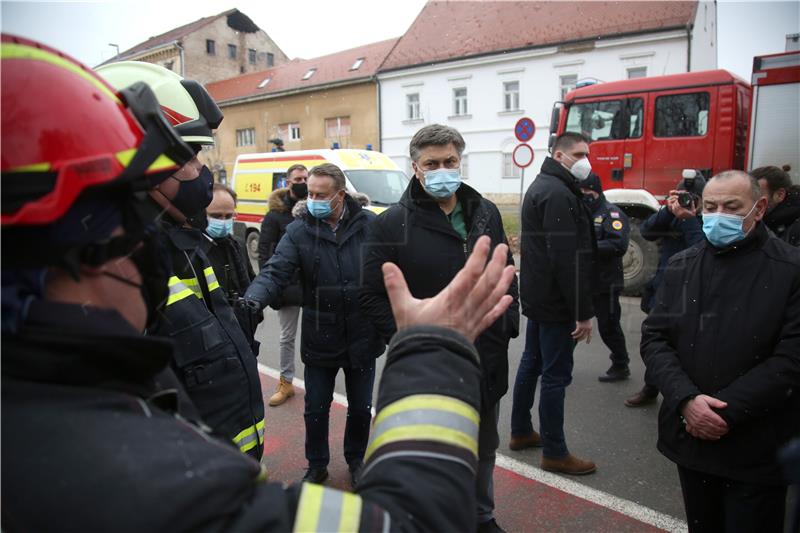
<box><xmin>548</xmin><ymin>133</ymin><xmax>557</xmax><ymax>153</ymax></box>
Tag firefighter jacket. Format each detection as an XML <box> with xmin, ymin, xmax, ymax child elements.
<box><xmin>2</xmin><ymin>298</ymin><xmax>483</xmax><ymax>533</ymax></box>
<box><xmin>151</xmin><ymin>225</ymin><xmax>265</xmax><ymax>459</ymax></box>
<box><xmin>586</xmin><ymin>194</ymin><xmax>630</xmax><ymax>293</ymax></box>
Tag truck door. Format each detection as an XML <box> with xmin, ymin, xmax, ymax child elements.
<box><xmin>644</xmin><ymin>88</ymin><xmax>716</xmax><ymax>199</ymax></box>
<box><xmin>564</xmin><ymin>97</ymin><xmax>626</xmax><ymax>189</ymax></box>
<box><xmin>621</xmin><ymin>96</ymin><xmax>646</xmax><ymax>189</ymax></box>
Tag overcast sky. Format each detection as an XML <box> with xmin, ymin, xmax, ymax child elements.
<box><xmin>2</xmin><ymin>0</ymin><xmax>798</xmax><ymax>79</ymax></box>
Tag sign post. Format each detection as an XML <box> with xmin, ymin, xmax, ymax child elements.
<box><xmin>513</xmin><ymin>117</ymin><xmax>536</xmax><ymax>205</ymax></box>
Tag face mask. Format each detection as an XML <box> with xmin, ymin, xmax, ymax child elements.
<box><xmin>206</xmin><ymin>217</ymin><xmax>233</xmax><ymax>238</ymax></box>
<box><xmin>702</xmin><ymin>203</ymin><xmax>758</xmax><ymax>248</ymax></box>
<box><xmin>170</xmin><ymin>165</ymin><xmax>213</xmax><ymax>218</ymax></box>
<box><xmin>562</xmin><ymin>154</ymin><xmax>592</xmax><ymax>181</ymax></box>
<box><xmin>290</xmin><ymin>182</ymin><xmax>308</xmax><ymax>199</ymax></box>
<box><xmin>307</xmin><ymin>193</ymin><xmax>340</xmax><ymax>219</ymax></box>
<box><xmin>422</xmin><ymin>168</ymin><xmax>461</xmax><ymax>199</ymax></box>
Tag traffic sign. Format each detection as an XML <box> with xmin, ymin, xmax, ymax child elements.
<box><xmin>512</xmin><ymin>143</ymin><xmax>535</xmax><ymax>168</ymax></box>
<box><xmin>514</xmin><ymin>117</ymin><xmax>536</xmax><ymax>142</ymax></box>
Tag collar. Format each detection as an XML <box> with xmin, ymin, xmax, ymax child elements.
<box><xmin>540</xmin><ymin>157</ymin><xmax>584</xmax><ymax>197</ymax></box>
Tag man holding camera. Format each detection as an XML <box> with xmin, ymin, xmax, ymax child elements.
<box><xmin>626</xmin><ymin>172</ymin><xmax>705</xmax><ymax>407</ymax></box>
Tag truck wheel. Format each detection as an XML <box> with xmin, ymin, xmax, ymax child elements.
<box><xmin>246</xmin><ymin>230</ymin><xmax>260</xmax><ymax>267</ymax></box>
<box><xmin>622</xmin><ymin>219</ymin><xmax>658</xmax><ymax>296</ymax></box>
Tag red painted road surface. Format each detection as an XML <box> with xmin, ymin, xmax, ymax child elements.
<box><xmin>258</xmin><ymin>373</ymin><xmax>668</xmax><ymax>532</ymax></box>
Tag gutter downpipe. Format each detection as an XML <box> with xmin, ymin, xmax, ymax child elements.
<box><xmin>686</xmin><ymin>24</ymin><xmax>692</xmax><ymax>72</ymax></box>
<box><xmin>376</xmin><ymin>75</ymin><xmax>382</xmax><ymax>152</ymax></box>
<box><xmin>175</xmin><ymin>41</ymin><xmax>185</xmax><ymax>77</ymax></box>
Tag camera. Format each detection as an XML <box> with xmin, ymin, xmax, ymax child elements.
<box><xmin>677</xmin><ymin>191</ymin><xmax>695</xmax><ymax>209</ymax></box>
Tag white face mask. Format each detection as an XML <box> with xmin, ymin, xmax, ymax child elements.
<box><xmin>562</xmin><ymin>154</ymin><xmax>592</xmax><ymax>181</ymax></box>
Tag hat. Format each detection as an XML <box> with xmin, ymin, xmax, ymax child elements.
<box><xmin>579</xmin><ymin>173</ymin><xmax>603</xmax><ymax>195</ymax></box>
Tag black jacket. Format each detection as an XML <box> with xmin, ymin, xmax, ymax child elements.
<box><xmin>2</xmin><ymin>298</ymin><xmax>485</xmax><ymax>533</ymax></box>
<box><xmin>586</xmin><ymin>195</ymin><xmax>629</xmax><ymax>293</ymax></box>
<box><xmin>360</xmin><ymin>179</ymin><xmax>519</xmax><ymax>404</ymax></box>
<box><xmin>257</xmin><ymin>188</ymin><xmax>302</xmax><ymax>308</ymax></box>
<box><xmin>639</xmin><ymin>207</ymin><xmax>705</xmax><ymax>313</ymax></box>
<box><xmin>520</xmin><ymin>157</ymin><xmax>596</xmax><ymax>322</ymax></box>
<box><xmin>641</xmin><ymin>223</ymin><xmax>800</xmax><ymax>485</ymax></box>
<box><xmin>205</xmin><ymin>234</ymin><xmax>255</xmax><ymax>298</ymax></box>
<box><xmin>245</xmin><ymin>194</ymin><xmax>384</xmax><ymax>368</ymax></box>
<box><xmin>764</xmin><ymin>186</ymin><xmax>800</xmax><ymax>247</ymax></box>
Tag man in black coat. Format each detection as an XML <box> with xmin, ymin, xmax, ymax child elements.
<box><xmin>579</xmin><ymin>174</ymin><xmax>631</xmax><ymax>382</ymax></box>
<box><xmin>360</xmin><ymin>124</ymin><xmax>519</xmax><ymax>533</ymax></box>
<box><xmin>753</xmin><ymin>165</ymin><xmax>800</xmax><ymax>247</ymax></box>
<box><xmin>245</xmin><ymin>163</ymin><xmax>384</xmax><ymax>486</ymax></box>
<box><xmin>510</xmin><ymin>132</ymin><xmax>596</xmax><ymax>476</ymax></box>
<box><xmin>642</xmin><ymin>170</ymin><xmax>800</xmax><ymax>532</ymax></box>
<box><xmin>257</xmin><ymin>163</ymin><xmax>308</xmax><ymax>406</ymax></box>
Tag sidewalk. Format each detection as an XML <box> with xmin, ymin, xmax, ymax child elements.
<box><xmin>257</xmin><ymin>370</ymin><xmax>685</xmax><ymax>532</ymax></box>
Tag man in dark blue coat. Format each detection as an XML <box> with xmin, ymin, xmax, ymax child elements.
<box><xmin>579</xmin><ymin>174</ymin><xmax>631</xmax><ymax>382</ymax></box>
<box><xmin>626</xmin><ymin>173</ymin><xmax>705</xmax><ymax>407</ymax></box>
<box><xmin>245</xmin><ymin>163</ymin><xmax>384</xmax><ymax>485</ymax></box>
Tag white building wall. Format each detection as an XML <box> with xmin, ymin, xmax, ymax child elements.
<box><xmin>380</xmin><ymin>30</ymin><xmax>691</xmax><ymax>203</ymax></box>
<box><xmin>690</xmin><ymin>0</ymin><xmax>718</xmax><ymax>71</ymax></box>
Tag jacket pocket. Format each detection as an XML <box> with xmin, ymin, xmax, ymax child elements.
<box><xmin>301</xmin><ymin>308</ymin><xmax>345</xmax><ymax>361</ymax></box>
<box><xmin>168</xmin><ymin>315</ymin><xmax>226</xmax><ymax>368</ymax></box>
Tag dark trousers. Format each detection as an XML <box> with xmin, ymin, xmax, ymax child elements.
<box><xmin>677</xmin><ymin>465</ymin><xmax>786</xmax><ymax>533</ymax></box>
<box><xmin>592</xmin><ymin>291</ymin><xmax>629</xmax><ymax>366</ymax></box>
<box><xmin>477</xmin><ymin>402</ymin><xmax>499</xmax><ymax>523</ymax></box>
<box><xmin>303</xmin><ymin>363</ymin><xmax>375</xmax><ymax>468</ymax></box>
<box><xmin>510</xmin><ymin>320</ymin><xmax>574</xmax><ymax>458</ymax></box>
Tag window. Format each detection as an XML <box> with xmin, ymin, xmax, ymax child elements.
<box><xmin>654</xmin><ymin>92</ymin><xmax>710</xmax><ymax>137</ymax></box>
<box><xmin>502</xmin><ymin>153</ymin><xmax>522</xmax><ymax>178</ymax></box>
<box><xmin>344</xmin><ymin>170</ymin><xmax>408</xmax><ymax>206</ymax></box>
<box><xmin>350</xmin><ymin>57</ymin><xmax>365</xmax><ymax>71</ymax></box>
<box><xmin>228</xmin><ymin>44</ymin><xmax>237</xmax><ymax>59</ymax></box>
<box><xmin>248</xmin><ymin>49</ymin><xmax>256</xmax><ymax>65</ymax></box>
<box><xmin>267</xmin><ymin>53</ymin><xmax>274</xmax><ymax>67</ymax></box>
<box><xmin>258</xmin><ymin>77</ymin><xmax>271</xmax><ymax>89</ymax></box>
<box><xmin>163</xmin><ymin>60</ymin><xmax>174</xmax><ymax>71</ymax></box>
<box><xmin>460</xmin><ymin>154</ymin><xmax>469</xmax><ymax>179</ymax></box>
<box><xmin>628</xmin><ymin>98</ymin><xmax>644</xmax><ymax>138</ymax></box>
<box><xmin>277</xmin><ymin>123</ymin><xmax>301</xmax><ymax>142</ymax></box>
<box><xmin>559</xmin><ymin>74</ymin><xmax>578</xmax><ymax>100</ymax></box>
<box><xmin>302</xmin><ymin>68</ymin><xmax>316</xmax><ymax>80</ymax></box>
<box><xmin>565</xmin><ymin>100</ymin><xmax>625</xmax><ymax>141</ymax></box>
<box><xmin>206</xmin><ymin>39</ymin><xmax>215</xmax><ymax>55</ymax></box>
<box><xmin>503</xmin><ymin>81</ymin><xmax>520</xmax><ymax>111</ymax></box>
<box><xmin>627</xmin><ymin>66</ymin><xmax>647</xmax><ymax>79</ymax></box>
<box><xmin>406</xmin><ymin>93</ymin><xmax>420</xmax><ymax>120</ymax></box>
<box><xmin>325</xmin><ymin>116</ymin><xmax>351</xmax><ymax>139</ymax></box>
<box><xmin>236</xmin><ymin>128</ymin><xmax>255</xmax><ymax>147</ymax></box>
<box><xmin>453</xmin><ymin>87</ymin><xmax>468</xmax><ymax>116</ymax></box>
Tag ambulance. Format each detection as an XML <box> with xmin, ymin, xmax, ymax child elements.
<box><xmin>230</xmin><ymin>149</ymin><xmax>409</xmax><ymax>261</ymax></box>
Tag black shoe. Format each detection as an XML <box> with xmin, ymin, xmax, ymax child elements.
<box><xmin>477</xmin><ymin>518</ymin><xmax>506</xmax><ymax>533</ymax></box>
<box><xmin>348</xmin><ymin>460</ymin><xmax>364</xmax><ymax>487</ymax></box>
<box><xmin>598</xmin><ymin>364</ymin><xmax>630</xmax><ymax>382</ymax></box>
<box><xmin>302</xmin><ymin>466</ymin><xmax>329</xmax><ymax>484</ymax></box>
<box><xmin>625</xmin><ymin>385</ymin><xmax>659</xmax><ymax>407</ymax></box>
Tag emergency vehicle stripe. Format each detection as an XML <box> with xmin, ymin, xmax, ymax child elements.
<box><xmin>204</xmin><ymin>267</ymin><xmax>220</xmax><ymax>292</ymax></box>
<box><xmin>293</xmin><ymin>483</ymin><xmax>363</xmax><ymax>533</ymax></box>
<box><xmin>166</xmin><ymin>277</ymin><xmax>195</xmax><ymax>305</ymax></box>
<box><xmin>364</xmin><ymin>395</ymin><xmax>479</xmax><ymax>462</ymax></box>
<box><xmin>2</xmin><ymin>42</ymin><xmax>120</xmax><ymax>103</ymax></box>
<box><xmin>232</xmin><ymin>418</ymin><xmax>266</xmax><ymax>453</ymax></box>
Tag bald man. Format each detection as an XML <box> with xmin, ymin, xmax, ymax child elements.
<box><xmin>641</xmin><ymin>170</ymin><xmax>800</xmax><ymax>532</ymax></box>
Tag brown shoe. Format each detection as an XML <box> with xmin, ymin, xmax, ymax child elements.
<box><xmin>509</xmin><ymin>431</ymin><xmax>543</xmax><ymax>451</ymax></box>
<box><xmin>268</xmin><ymin>377</ymin><xmax>295</xmax><ymax>406</ymax></box>
<box><xmin>541</xmin><ymin>454</ymin><xmax>596</xmax><ymax>475</ymax></box>
<box><xmin>624</xmin><ymin>385</ymin><xmax>658</xmax><ymax>408</ymax></box>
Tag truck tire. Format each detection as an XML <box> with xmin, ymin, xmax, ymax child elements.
<box><xmin>246</xmin><ymin>229</ymin><xmax>260</xmax><ymax>266</ymax></box>
<box><xmin>622</xmin><ymin>218</ymin><xmax>658</xmax><ymax>296</ymax></box>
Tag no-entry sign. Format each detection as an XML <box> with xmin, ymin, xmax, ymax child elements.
<box><xmin>513</xmin><ymin>143</ymin><xmax>535</xmax><ymax>168</ymax></box>
<box><xmin>514</xmin><ymin>117</ymin><xmax>536</xmax><ymax>142</ymax></box>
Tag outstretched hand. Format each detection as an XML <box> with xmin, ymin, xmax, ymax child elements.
<box><xmin>382</xmin><ymin>235</ymin><xmax>515</xmax><ymax>343</ymax></box>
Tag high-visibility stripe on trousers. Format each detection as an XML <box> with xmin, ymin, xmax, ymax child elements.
<box><xmin>232</xmin><ymin>418</ymin><xmax>265</xmax><ymax>454</ymax></box>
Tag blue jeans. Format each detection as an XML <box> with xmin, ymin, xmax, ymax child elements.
<box><xmin>304</xmin><ymin>363</ymin><xmax>375</xmax><ymax>468</ymax></box>
<box><xmin>510</xmin><ymin>319</ymin><xmax>575</xmax><ymax>458</ymax></box>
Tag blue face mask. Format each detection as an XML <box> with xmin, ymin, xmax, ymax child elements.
<box><xmin>422</xmin><ymin>168</ymin><xmax>461</xmax><ymax>199</ymax></box>
<box><xmin>702</xmin><ymin>203</ymin><xmax>757</xmax><ymax>248</ymax></box>
<box><xmin>206</xmin><ymin>217</ymin><xmax>233</xmax><ymax>238</ymax></box>
<box><xmin>307</xmin><ymin>193</ymin><xmax>340</xmax><ymax>219</ymax></box>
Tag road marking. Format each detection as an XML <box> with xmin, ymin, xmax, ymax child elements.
<box><xmin>257</xmin><ymin>363</ymin><xmax>687</xmax><ymax>532</ymax></box>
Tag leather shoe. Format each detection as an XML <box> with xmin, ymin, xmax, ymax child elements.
<box><xmin>477</xmin><ymin>518</ymin><xmax>506</xmax><ymax>533</ymax></box>
<box><xmin>598</xmin><ymin>364</ymin><xmax>630</xmax><ymax>382</ymax></box>
<box><xmin>624</xmin><ymin>385</ymin><xmax>658</xmax><ymax>407</ymax></box>
<box><xmin>348</xmin><ymin>460</ymin><xmax>363</xmax><ymax>487</ymax></box>
<box><xmin>509</xmin><ymin>431</ymin><xmax>542</xmax><ymax>451</ymax></box>
<box><xmin>302</xmin><ymin>466</ymin><xmax>329</xmax><ymax>484</ymax></box>
<box><xmin>541</xmin><ymin>454</ymin><xmax>596</xmax><ymax>475</ymax></box>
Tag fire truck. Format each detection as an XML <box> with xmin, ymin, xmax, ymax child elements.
<box><xmin>549</xmin><ymin>50</ymin><xmax>800</xmax><ymax>294</ymax></box>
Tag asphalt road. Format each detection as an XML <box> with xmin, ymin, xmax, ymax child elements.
<box><xmin>254</xmin><ymin>295</ymin><xmax>686</xmax><ymax>521</ymax></box>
